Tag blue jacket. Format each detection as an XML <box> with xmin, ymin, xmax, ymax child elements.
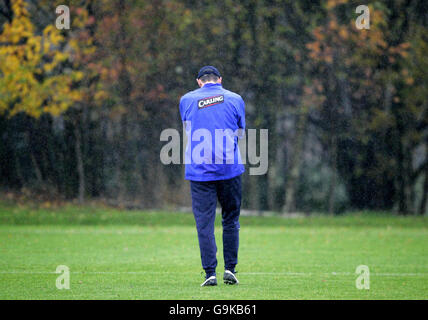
<box><xmin>179</xmin><ymin>83</ymin><xmax>245</xmax><ymax>181</ymax></box>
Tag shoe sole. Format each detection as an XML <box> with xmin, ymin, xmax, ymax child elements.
<box><xmin>224</xmin><ymin>279</ymin><xmax>237</xmax><ymax>285</ymax></box>
<box><xmin>201</xmin><ymin>282</ymin><xmax>217</xmax><ymax>287</ymax></box>
<box><xmin>223</xmin><ymin>272</ymin><xmax>239</xmax><ymax>285</ymax></box>
<box><xmin>201</xmin><ymin>276</ymin><xmax>217</xmax><ymax>287</ymax></box>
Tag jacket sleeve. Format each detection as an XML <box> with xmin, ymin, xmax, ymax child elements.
<box><xmin>179</xmin><ymin>96</ymin><xmax>187</xmax><ymax>121</ymax></box>
<box><xmin>236</xmin><ymin>96</ymin><xmax>245</xmax><ymax>139</ymax></box>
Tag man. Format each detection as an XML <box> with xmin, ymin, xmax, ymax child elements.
<box><xmin>179</xmin><ymin>66</ymin><xmax>245</xmax><ymax>286</ymax></box>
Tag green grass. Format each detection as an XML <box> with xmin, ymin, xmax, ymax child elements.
<box><xmin>0</xmin><ymin>201</ymin><xmax>427</xmax><ymax>299</ymax></box>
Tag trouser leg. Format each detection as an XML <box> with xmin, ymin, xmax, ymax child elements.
<box><xmin>190</xmin><ymin>180</ymin><xmax>218</xmax><ymax>277</ymax></box>
<box><xmin>216</xmin><ymin>175</ymin><xmax>242</xmax><ymax>272</ymax></box>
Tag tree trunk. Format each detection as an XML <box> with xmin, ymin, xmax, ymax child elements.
<box><xmin>419</xmin><ymin>143</ymin><xmax>428</xmax><ymax>215</ymax></box>
<box><xmin>30</xmin><ymin>152</ymin><xmax>43</xmax><ymax>186</ymax></box>
<box><xmin>283</xmin><ymin>110</ymin><xmax>307</xmax><ymax>213</ymax></box>
<box><xmin>419</xmin><ymin>168</ymin><xmax>428</xmax><ymax>215</ymax></box>
<box><xmin>27</xmin><ymin>125</ymin><xmax>43</xmax><ymax>187</ymax></box>
<box><xmin>258</xmin><ymin>175</ymin><xmax>269</xmax><ymax>214</ymax></box>
<box><xmin>328</xmin><ymin>140</ymin><xmax>337</xmax><ymax>215</ymax></box>
<box><xmin>74</xmin><ymin>117</ymin><xmax>85</xmax><ymax>204</ymax></box>
<box><xmin>396</xmin><ymin>131</ymin><xmax>409</xmax><ymax>214</ymax></box>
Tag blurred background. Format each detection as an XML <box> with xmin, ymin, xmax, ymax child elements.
<box><xmin>0</xmin><ymin>0</ymin><xmax>427</xmax><ymax>215</ymax></box>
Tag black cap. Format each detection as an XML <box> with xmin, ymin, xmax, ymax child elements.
<box><xmin>197</xmin><ymin>66</ymin><xmax>221</xmax><ymax>79</ymax></box>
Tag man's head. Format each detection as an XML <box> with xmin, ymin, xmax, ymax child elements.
<box><xmin>196</xmin><ymin>66</ymin><xmax>222</xmax><ymax>87</ymax></box>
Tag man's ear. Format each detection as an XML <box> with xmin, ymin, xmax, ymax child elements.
<box><xmin>196</xmin><ymin>78</ymin><xmax>203</xmax><ymax>88</ymax></box>
<box><xmin>218</xmin><ymin>77</ymin><xmax>222</xmax><ymax>84</ymax></box>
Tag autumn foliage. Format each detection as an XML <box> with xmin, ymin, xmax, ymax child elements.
<box><xmin>0</xmin><ymin>0</ymin><xmax>427</xmax><ymax>214</ymax></box>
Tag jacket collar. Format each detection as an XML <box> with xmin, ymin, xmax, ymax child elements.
<box><xmin>201</xmin><ymin>83</ymin><xmax>222</xmax><ymax>88</ymax></box>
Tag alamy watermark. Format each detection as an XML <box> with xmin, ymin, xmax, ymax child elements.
<box><xmin>355</xmin><ymin>5</ymin><xmax>370</xmax><ymax>30</ymax></box>
<box><xmin>160</xmin><ymin>122</ymin><xmax>268</xmax><ymax>176</ymax></box>
<box><xmin>56</xmin><ymin>5</ymin><xmax>70</xmax><ymax>30</ymax></box>
<box><xmin>55</xmin><ymin>265</ymin><xmax>70</xmax><ymax>289</ymax></box>
<box><xmin>355</xmin><ymin>265</ymin><xmax>370</xmax><ymax>289</ymax></box>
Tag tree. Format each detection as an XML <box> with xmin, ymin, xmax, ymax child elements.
<box><xmin>0</xmin><ymin>0</ymin><xmax>99</xmax><ymax>202</ymax></box>
<box><xmin>0</xmin><ymin>0</ymin><xmax>82</xmax><ymax>118</ymax></box>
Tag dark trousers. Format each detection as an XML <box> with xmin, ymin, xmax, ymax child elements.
<box><xmin>190</xmin><ymin>175</ymin><xmax>242</xmax><ymax>277</ymax></box>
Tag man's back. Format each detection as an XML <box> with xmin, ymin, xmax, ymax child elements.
<box><xmin>179</xmin><ymin>82</ymin><xmax>245</xmax><ymax>181</ymax></box>
<box><xmin>182</xmin><ymin>66</ymin><xmax>243</xmax><ymax>286</ymax></box>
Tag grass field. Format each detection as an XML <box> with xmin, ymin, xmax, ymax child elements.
<box><xmin>0</xmin><ymin>201</ymin><xmax>427</xmax><ymax>299</ymax></box>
